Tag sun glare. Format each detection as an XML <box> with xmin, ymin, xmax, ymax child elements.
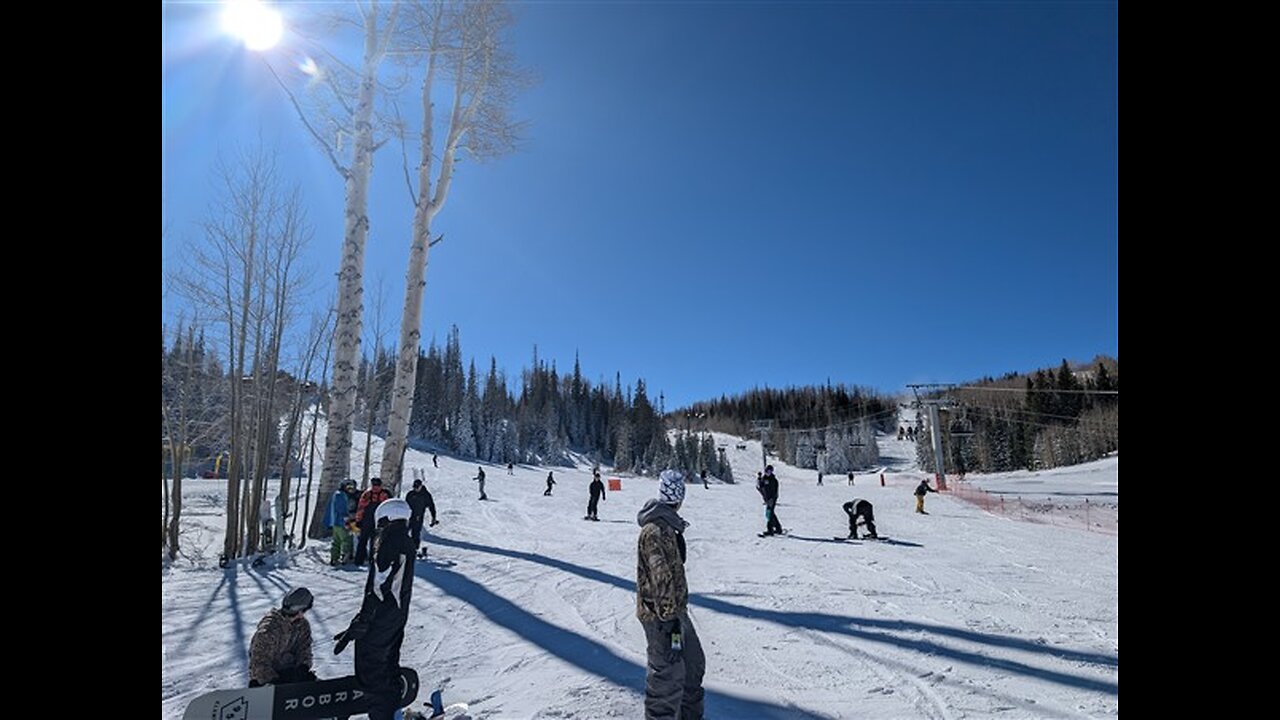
<box><xmin>222</xmin><ymin>0</ymin><xmax>283</xmax><ymax>52</ymax></box>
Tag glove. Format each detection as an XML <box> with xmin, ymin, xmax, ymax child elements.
<box><xmin>333</xmin><ymin>614</ymin><xmax>371</xmax><ymax>655</ymax></box>
<box><xmin>662</xmin><ymin>617</ymin><xmax>683</xmax><ymax>663</ymax></box>
<box><xmin>248</xmin><ymin>679</ymin><xmax>263</xmax><ymax>688</ymax></box>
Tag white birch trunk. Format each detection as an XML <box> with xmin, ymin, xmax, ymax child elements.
<box><xmin>380</xmin><ymin>8</ymin><xmax>488</xmax><ymax>491</ymax></box>
<box><xmin>313</xmin><ymin>6</ymin><xmax>392</xmax><ymax>538</ymax></box>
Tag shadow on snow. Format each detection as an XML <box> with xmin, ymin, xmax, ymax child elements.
<box><xmin>426</xmin><ymin>536</ymin><xmax>1118</xmax><ymax>696</ymax></box>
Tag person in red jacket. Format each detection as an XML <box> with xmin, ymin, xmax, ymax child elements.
<box><xmin>354</xmin><ymin>478</ymin><xmax>391</xmax><ymax>565</ymax></box>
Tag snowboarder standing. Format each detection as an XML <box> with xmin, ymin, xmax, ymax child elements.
<box><xmin>760</xmin><ymin>465</ymin><xmax>783</xmax><ymax>536</ymax></box>
<box><xmin>587</xmin><ymin>471</ymin><xmax>606</xmax><ymax>520</ymax></box>
<box><xmin>545</xmin><ymin>471</ymin><xmax>556</xmax><ymax>496</ymax></box>
<box><xmin>817</xmin><ymin>471</ymin><xmax>823</xmax><ymax>486</ymax></box>
<box><xmin>326</xmin><ymin>480</ymin><xmax>357</xmax><ymax>566</ymax></box>
<box><xmin>475</xmin><ymin>466</ymin><xmax>487</xmax><ymax>500</ymax></box>
<box><xmin>636</xmin><ymin>470</ymin><xmax>705</xmax><ymax>720</ymax></box>
<box><xmin>507</xmin><ymin>462</ymin><xmax>514</xmax><ymax>475</ymax></box>
<box><xmin>842</xmin><ymin>498</ymin><xmax>878</xmax><ymax>539</ymax></box>
<box><xmin>847</xmin><ymin>471</ymin><xmax>855</xmax><ymax>486</ymax></box>
<box><xmin>354</xmin><ymin>478</ymin><xmax>391</xmax><ymax>566</ymax></box>
<box><xmin>915</xmin><ymin>478</ymin><xmax>937</xmax><ymax>514</ymax></box>
<box><xmin>701</xmin><ymin>469</ymin><xmax>709</xmax><ymax>489</ymax></box>
<box><xmin>332</xmin><ymin>498</ymin><xmax>416</xmax><ymax>720</ymax></box>
<box><xmin>405</xmin><ymin>478</ymin><xmax>437</xmax><ymax>543</ymax></box>
<box><xmin>248</xmin><ymin>587</ymin><xmax>317</xmax><ymax>687</ymax></box>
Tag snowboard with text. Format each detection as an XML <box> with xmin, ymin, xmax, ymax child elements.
<box><xmin>182</xmin><ymin>667</ymin><xmax>419</xmax><ymax>720</ymax></box>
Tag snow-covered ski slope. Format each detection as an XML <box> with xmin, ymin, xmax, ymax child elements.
<box><xmin>162</xmin><ymin>427</ymin><xmax>1118</xmax><ymax>719</ymax></box>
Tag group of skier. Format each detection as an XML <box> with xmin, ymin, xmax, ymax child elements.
<box><xmin>756</xmin><ymin>464</ymin><xmax>940</xmax><ymax>539</ymax></box>
<box><xmin>246</xmin><ymin>456</ymin><xmax>944</xmax><ymax>720</ymax></box>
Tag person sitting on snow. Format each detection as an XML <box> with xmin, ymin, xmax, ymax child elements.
<box><xmin>248</xmin><ymin>587</ymin><xmax>317</xmax><ymax>687</ymax></box>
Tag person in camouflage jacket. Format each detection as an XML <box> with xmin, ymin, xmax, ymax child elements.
<box><xmin>636</xmin><ymin>470</ymin><xmax>705</xmax><ymax>720</ymax></box>
<box><xmin>248</xmin><ymin>588</ymin><xmax>317</xmax><ymax>687</ymax></box>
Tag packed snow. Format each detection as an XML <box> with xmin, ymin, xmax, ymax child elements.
<box><xmin>162</xmin><ymin>427</ymin><xmax>1118</xmax><ymax>719</ymax></box>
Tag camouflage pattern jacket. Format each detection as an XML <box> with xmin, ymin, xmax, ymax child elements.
<box><xmin>635</xmin><ymin>499</ymin><xmax>689</xmax><ymax>623</ymax></box>
<box><xmin>248</xmin><ymin>609</ymin><xmax>314</xmax><ymax>685</ymax></box>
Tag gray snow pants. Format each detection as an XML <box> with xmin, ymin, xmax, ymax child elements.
<box><xmin>641</xmin><ymin>610</ymin><xmax>705</xmax><ymax>720</ymax></box>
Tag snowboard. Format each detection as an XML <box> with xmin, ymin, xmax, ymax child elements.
<box><xmin>757</xmin><ymin>529</ymin><xmax>788</xmax><ymax>538</ymax></box>
<box><xmin>182</xmin><ymin>667</ymin><xmax>419</xmax><ymax>720</ymax></box>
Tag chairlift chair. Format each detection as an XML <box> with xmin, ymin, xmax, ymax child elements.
<box><xmin>949</xmin><ymin>410</ymin><xmax>975</xmax><ymax>438</ymax></box>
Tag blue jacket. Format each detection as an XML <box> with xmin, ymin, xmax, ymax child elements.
<box><xmin>325</xmin><ymin>490</ymin><xmax>348</xmax><ymax>528</ymax></box>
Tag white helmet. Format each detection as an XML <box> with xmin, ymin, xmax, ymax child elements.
<box><xmin>374</xmin><ymin>498</ymin><xmax>411</xmax><ymax>525</ymax></box>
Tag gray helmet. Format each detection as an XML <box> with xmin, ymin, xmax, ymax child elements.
<box><xmin>282</xmin><ymin>587</ymin><xmax>313</xmax><ymax>615</ymax></box>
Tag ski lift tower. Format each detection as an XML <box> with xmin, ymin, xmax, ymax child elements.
<box><xmin>750</xmin><ymin>419</ymin><xmax>775</xmax><ymax>471</ymax></box>
<box><xmin>906</xmin><ymin>384</ymin><xmax>961</xmax><ymax>491</ymax></box>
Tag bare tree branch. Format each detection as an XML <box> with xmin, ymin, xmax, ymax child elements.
<box><xmin>264</xmin><ymin>60</ymin><xmax>350</xmax><ymax>179</ymax></box>
<box><xmin>394</xmin><ymin>102</ymin><xmax>419</xmax><ymax>206</ymax></box>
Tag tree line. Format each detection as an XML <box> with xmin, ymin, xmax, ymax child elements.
<box><xmin>914</xmin><ymin>356</ymin><xmax>1119</xmax><ymax>474</ymax></box>
<box><xmin>676</xmin><ymin>384</ymin><xmax>897</xmax><ymax>474</ymax></box>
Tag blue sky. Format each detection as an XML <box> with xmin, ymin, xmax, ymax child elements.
<box><xmin>162</xmin><ymin>1</ymin><xmax>1118</xmax><ymax>410</ymax></box>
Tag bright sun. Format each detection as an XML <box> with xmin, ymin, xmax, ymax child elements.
<box><xmin>222</xmin><ymin>0</ymin><xmax>283</xmax><ymax>52</ymax></box>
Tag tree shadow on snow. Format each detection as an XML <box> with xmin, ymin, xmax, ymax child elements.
<box><xmin>416</xmin><ymin>562</ymin><xmax>831</xmax><ymax>719</ymax></box>
<box><xmin>428</xmin><ymin>536</ymin><xmax>1118</xmax><ymax>696</ymax></box>
<box><xmin>171</xmin><ymin>565</ymin><xmax>250</xmax><ymax>677</ymax></box>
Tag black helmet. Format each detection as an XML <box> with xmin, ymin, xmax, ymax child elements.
<box><xmin>282</xmin><ymin>587</ymin><xmax>313</xmax><ymax>615</ymax></box>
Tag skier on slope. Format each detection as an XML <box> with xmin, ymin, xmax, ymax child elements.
<box><xmin>405</xmin><ymin>478</ymin><xmax>438</xmax><ymax>543</ymax></box>
<box><xmin>636</xmin><ymin>470</ymin><xmax>705</xmax><ymax>720</ymax></box>
<box><xmin>586</xmin><ymin>470</ymin><xmax>606</xmax><ymax>520</ymax></box>
<box><xmin>332</xmin><ymin>498</ymin><xmax>417</xmax><ymax>720</ymax></box>
<box><xmin>545</xmin><ymin>471</ymin><xmax>556</xmax><ymax>496</ymax></box>
<box><xmin>475</xmin><ymin>466</ymin><xmax>487</xmax><ymax>500</ymax></box>
<box><xmin>760</xmin><ymin>465</ymin><xmax>783</xmax><ymax>536</ymax></box>
<box><xmin>915</xmin><ymin>478</ymin><xmax>938</xmax><ymax>514</ymax></box>
<box><xmin>842</xmin><ymin>498</ymin><xmax>879</xmax><ymax>539</ymax></box>
<box><xmin>248</xmin><ymin>587</ymin><xmax>318</xmax><ymax>687</ymax></box>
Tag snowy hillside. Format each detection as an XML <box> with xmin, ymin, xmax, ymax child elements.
<box><xmin>162</xmin><ymin>424</ymin><xmax>1118</xmax><ymax>719</ymax></box>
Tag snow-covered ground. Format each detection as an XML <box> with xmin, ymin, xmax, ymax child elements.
<box><xmin>959</xmin><ymin>456</ymin><xmax>1118</xmax><ymax>505</ymax></box>
<box><xmin>162</xmin><ymin>425</ymin><xmax>1118</xmax><ymax>719</ymax></box>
